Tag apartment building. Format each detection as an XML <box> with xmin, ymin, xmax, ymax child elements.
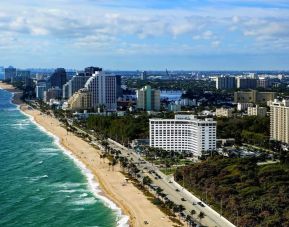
<box><xmin>270</xmin><ymin>99</ymin><xmax>289</xmax><ymax>144</ymax></box>
<box><xmin>247</xmin><ymin>105</ymin><xmax>267</xmax><ymax>117</ymax></box>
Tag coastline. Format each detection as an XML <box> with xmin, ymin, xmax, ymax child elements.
<box><xmin>0</xmin><ymin>82</ymin><xmax>178</xmax><ymax>227</ymax></box>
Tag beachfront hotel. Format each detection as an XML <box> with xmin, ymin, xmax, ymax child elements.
<box><xmin>85</xmin><ymin>71</ymin><xmax>118</xmax><ymax>111</ymax></box>
<box><xmin>67</xmin><ymin>88</ymin><xmax>91</xmax><ymax>111</ymax></box>
<box><xmin>270</xmin><ymin>99</ymin><xmax>289</xmax><ymax>144</ymax></box>
<box><xmin>149</xmin><ymin>115</ymin><xmax>217</xmax><ymax>157</ymax></box>
<box><xmin>63</xmin><ymin>72</ymin><xmax>92</xmax><ymax>99</ymax></box>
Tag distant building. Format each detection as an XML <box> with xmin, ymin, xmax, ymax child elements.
<box><xmin>44</xmin><ymin>87</ymin><xmax>62</xmax><ymax>102</ymax></box>
<box><xmin>149</xmin><ymin>115</ymin><xmax>216</xmax><ymax>157</ymax></box>
<box><xmin>216</xmin><ymin>107</ymin><xmax>233</xmax><ymax>118</ymax></box>
<box><xmin>234</xmin><ymin>90</ymin><xmax>276</xmax><ymax>103</ymax></box>
<box><xmin>48</xmin><ymin>68</ymin><xmax>67</xmax><ymax>89</ymax></box>
<box><xmin>16</xmin><ymin>69</ymin><xmax>30</xmax><ymax>79</ymax></box>
<box><xmin>4</xmin><ymin>66</ymin><xmax>16</xmax><ymax>81</ymax></box>
<box><xmin>85</xmin><ymin>71</ymin><xmax>117</xmax><ymax>111</ymax></box>
<box><xmin>257</xmin><ymin>79</ymin><xmax>270</xmax><ymax>88</ymax></box>
<box><xmin>237</xmin><ymin>103</ymin><xmax>253</xmax><ymax>111</ymax></box>
<box><xmin>140</xmin><ymin>71</ymin><xmax>148</xmax><ymax>80</ymax></box>
<box><xmin>116</xmin><ymin>75</ymin><xmax>123</xmax><ymax>98</ymax></box>
<box><xmin>36</xmin><ymin>80</ymin><xmax>47</xmax><ymax>100</ymax></box>
<box><xmin>270</xmin><ymin>99</ymin><xmax>289</xmax><ymax>144</ymax></box>
<box><xmin>247</xmin><ymin>105</ymin><xmax>267</xmax><ymax>117</ymax></box>
<box><xmin>176</xmin><ymin>98</ymin><xmax>197</xmax><ymax>107</ymax></box>
<box><xmin>168</xmin><ymin>103</ymin><xmax>181</xmax><ymax>112</ymax></box>
<box><xmin>216</xmin><ymin>76</ymin><xmax>236</xmax><ymax>90</ymax></box>
<box><xmin>136</xmin><ymin>85</ymin><xmax>160</xmax><ymax>111</ymax></box>
<box><xmin>236</xmin><ymin>77</ymin><xmax>257</xmax><ymax>89</ymax></box>
<box><xmin>84</xmin><ymin>66</ymin><xmax>102</xmax><ymax>76</ymax></box>
<box><xmin>67</xmin><ymin>88</ymin><xmax>91</xmax><ymax>111</ymax></box>
<box><xmin>62</xmin><ymin>72</ymin><xmax>91</xmax><ymax>99</ymax></box>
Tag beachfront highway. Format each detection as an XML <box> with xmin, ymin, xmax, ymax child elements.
<box><xmin>107</xmin><ymin>139</ymin><xmax>235</xmax><ymax>227</ymax></box>
<box><xmin>68</xmin><ymin>122</ymin><xmax>235</xmax><ymax>227</ymax></box>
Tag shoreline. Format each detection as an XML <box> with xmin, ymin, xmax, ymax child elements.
<box><xmin>0</xmin><ymin>82</ymin><xmax>178</xmax><ymax>227</ymax></box>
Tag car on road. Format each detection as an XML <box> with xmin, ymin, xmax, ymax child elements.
<box><xmin>175</xmin><ymin>189</ymin><xmax>180</xmax><ymax>192</ymax></box>
<box><xmin>181</xmin><ymin>198</ymin><xmax>186</xmax><ymax>201</ymax></box>
<box><xmin>198</xmin><ymin>202</ymin><xmax>205</xmax><ymax>207</ymax></box>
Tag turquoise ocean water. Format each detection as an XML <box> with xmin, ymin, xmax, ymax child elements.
<box><xmin>0</xmin><ymin>89</ymin><xmax>126</xmax><ymax>227</ymax></box>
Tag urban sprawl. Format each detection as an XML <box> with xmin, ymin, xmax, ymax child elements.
<box><xmin>2</xmin><ymin>66</ymin><xmax>289</xmax><ymax>226</ymax></box>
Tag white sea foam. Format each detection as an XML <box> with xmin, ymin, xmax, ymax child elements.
<box><xmin>57</xmin><ymin>189</ymin><xmax>88</xmax><ymax>193</ymax></box>
<box><xmin>72</xmin><ymin>197</ymin><xmax>97</xmax><ymax>206</ymax></box>
<box><xmin>20</xmin><ymin>108</ymin><xmax>130</xmax><ymax>227</ymax></box>
<box><xmin>79</xmin><ymin>193</ymin><xmax>88</xmax><ymax>198</ymax></box>
<box><xmin>52</xmin><ymin>182</ymin><xmax>85</xmax><ymax>188</ymax></box>
<box><xmin>26</xmin><ymin>175</ymin><xmax>48</xmax><ymax>182</ymax></box>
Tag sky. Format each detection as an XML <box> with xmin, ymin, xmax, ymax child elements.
<box><xmin>0</xmin><ymin>0</ymin><xmax>289</xmax><ymax>70</ymax></box>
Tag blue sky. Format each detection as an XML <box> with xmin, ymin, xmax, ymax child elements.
<box><xmin>0</xmin><ymin>0</ymin><xmax>289</xmax><ymax>70</ymax></box>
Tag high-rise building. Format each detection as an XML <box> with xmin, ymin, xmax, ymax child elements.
<box><xmin>216</xmin><ymin>76</ymin><xmax>236</xmax><ymax>90</ymax></box>
<box><xmin>236</xmin><ymin>77</ymin><xmax>257</xmax><ymax>89</ymax></box>
<box><xmin>14</xmin><ymin>70</ymin><xmax>31</xmax><ymax>86</ymax></box>
<box><xmin>4</xmin><ymin>66</ymin><xmax>16</xmax><ymax>81</ymax></box>
<box><xmin>149</xmin><ymin>115</ymin><xmax>216</xmax><ymax>157</ymax></box>
<box><xmin>67</xmin><ymin>88</ymin><xmax>91</xmax><ymax>111</ymax></box>
<box><xmin>116</xmin><ymin>75</ymin><xmax>123</xmax><ymax>98</ymax></box>
<box><xmin>257</xmin><ymin>79</ymin><xmax>270</xmax><ymax>88</ymax></box>
<box><xmin>136</xmin><ymin>85</ymin><xmax>160</xmax><ymax>111</ymax></box>
<box><xmin>48</xmin><ymin>68</ymin><xmax>67</xmax><ymax>89</ymax></box>
<box><xmin>0</xmin><ymin>66</ymin><xmax>4</xmax><ymax>80</ymax></box>
<box><xmin>248</xmin><ymin>105</ymin><xmax>267</xmax><ymax>117</ymax></box>
<box><xmin>44</xmin><ymin>87</ymin><xmax>62</xmax><ymax>102</ymax></box>
<box><xmin>270</xmin><ymin>99</ymin><xmax>289</xmax><ymax>144</ymax></box>
<box><xmin>16</xmin><ymin>70</ymin><xmax>30</xmax><ymax>78</ymax></box>
<box><xmin>140</xmin><ymin>71</ymin><xmax>148</xmax><ymax>80</ymax></box>
<box><xmin>62</xmin><ymin>72</ymin><xmax>91</xmax><ymax>99</ymax></box>
<box><xmin>84</xmin><ymin>66</ymin><xmax>102</xmax><ymax>76</ymax></box>
<box><xmin>234</xmin><ymin>90</ymin><xmax>276</xmax><ymax>103</ymax></box>
<box><xmin>36</xmin><ymin>80</ymin><xmax>47</xmax><ymax>100</ymax></box>
<box><xmin>85</xmin><ymin>71</ymin><xmax>117</xmax><ymax>111</ymax></box>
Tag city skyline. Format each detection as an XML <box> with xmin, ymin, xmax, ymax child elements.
<box><xmin>0</xmin><ymin>0</ymin><xmax>289</xmax><ymax>70</ymax></box>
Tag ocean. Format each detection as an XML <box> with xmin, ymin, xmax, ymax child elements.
<box><xmin>0</xmin><ymin>89</ymin><xmax>126</xmax><ymax>227</ymax></box>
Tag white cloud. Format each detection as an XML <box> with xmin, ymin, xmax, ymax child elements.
<box><xmin>0</xmin><ymin>0</ymin><xmax>288</xmax><ymax>56</ymax></box>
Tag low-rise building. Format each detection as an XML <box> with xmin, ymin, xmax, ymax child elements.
<box><xmin>216</xmin><ymin>107</ymin><xmax>233</xmax><ymax>118</ymax></box>
<box><xmin>237</xmin><ymin>103</ymin><xmax>253</xmax><ymax>111</ymax></box>
<box><xmin>234</xmin><ymin>90</ymin><xmax>276</xmax><ymax>103</ymax></box>
<box><xmin>247</xmin><ymin>105</ymin><xmax>267</xmax><ymax>117</ymax></box>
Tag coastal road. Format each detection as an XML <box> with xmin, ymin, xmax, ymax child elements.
<box><xmin>108</xmin><ymin>139</ymin><xmax>235</xmax><ymax>227</ymax></box>
<box><xmin>67</xmin><ymin>123</ymin><xmax>235</xmax><ymax>227</ymax></box>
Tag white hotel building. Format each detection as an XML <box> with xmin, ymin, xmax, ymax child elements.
<box><xmin>149</xmin><ymin>115</ymin><xmax>216</xmax><ymax>157</ymax></box>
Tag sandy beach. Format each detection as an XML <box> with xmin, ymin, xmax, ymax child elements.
<box><xmin>0</xmin><ymin>82</ymin><xmax>179</xmax><ymax>227</ymax></box>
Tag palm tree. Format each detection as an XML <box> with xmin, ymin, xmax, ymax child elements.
<box><xmin>190</xmin><ymin>209</ymin><xmax>196</xmax><ymax>216</ymax></box>
<box><xmin>198</xmin><ymin>211</ymin><xmax>205</xmax><ymax>223</ymax></box>
<box><xmin>111</xmin><ymin>158</ymin><xmax>117</xmax><ymax>171</ymax></box>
